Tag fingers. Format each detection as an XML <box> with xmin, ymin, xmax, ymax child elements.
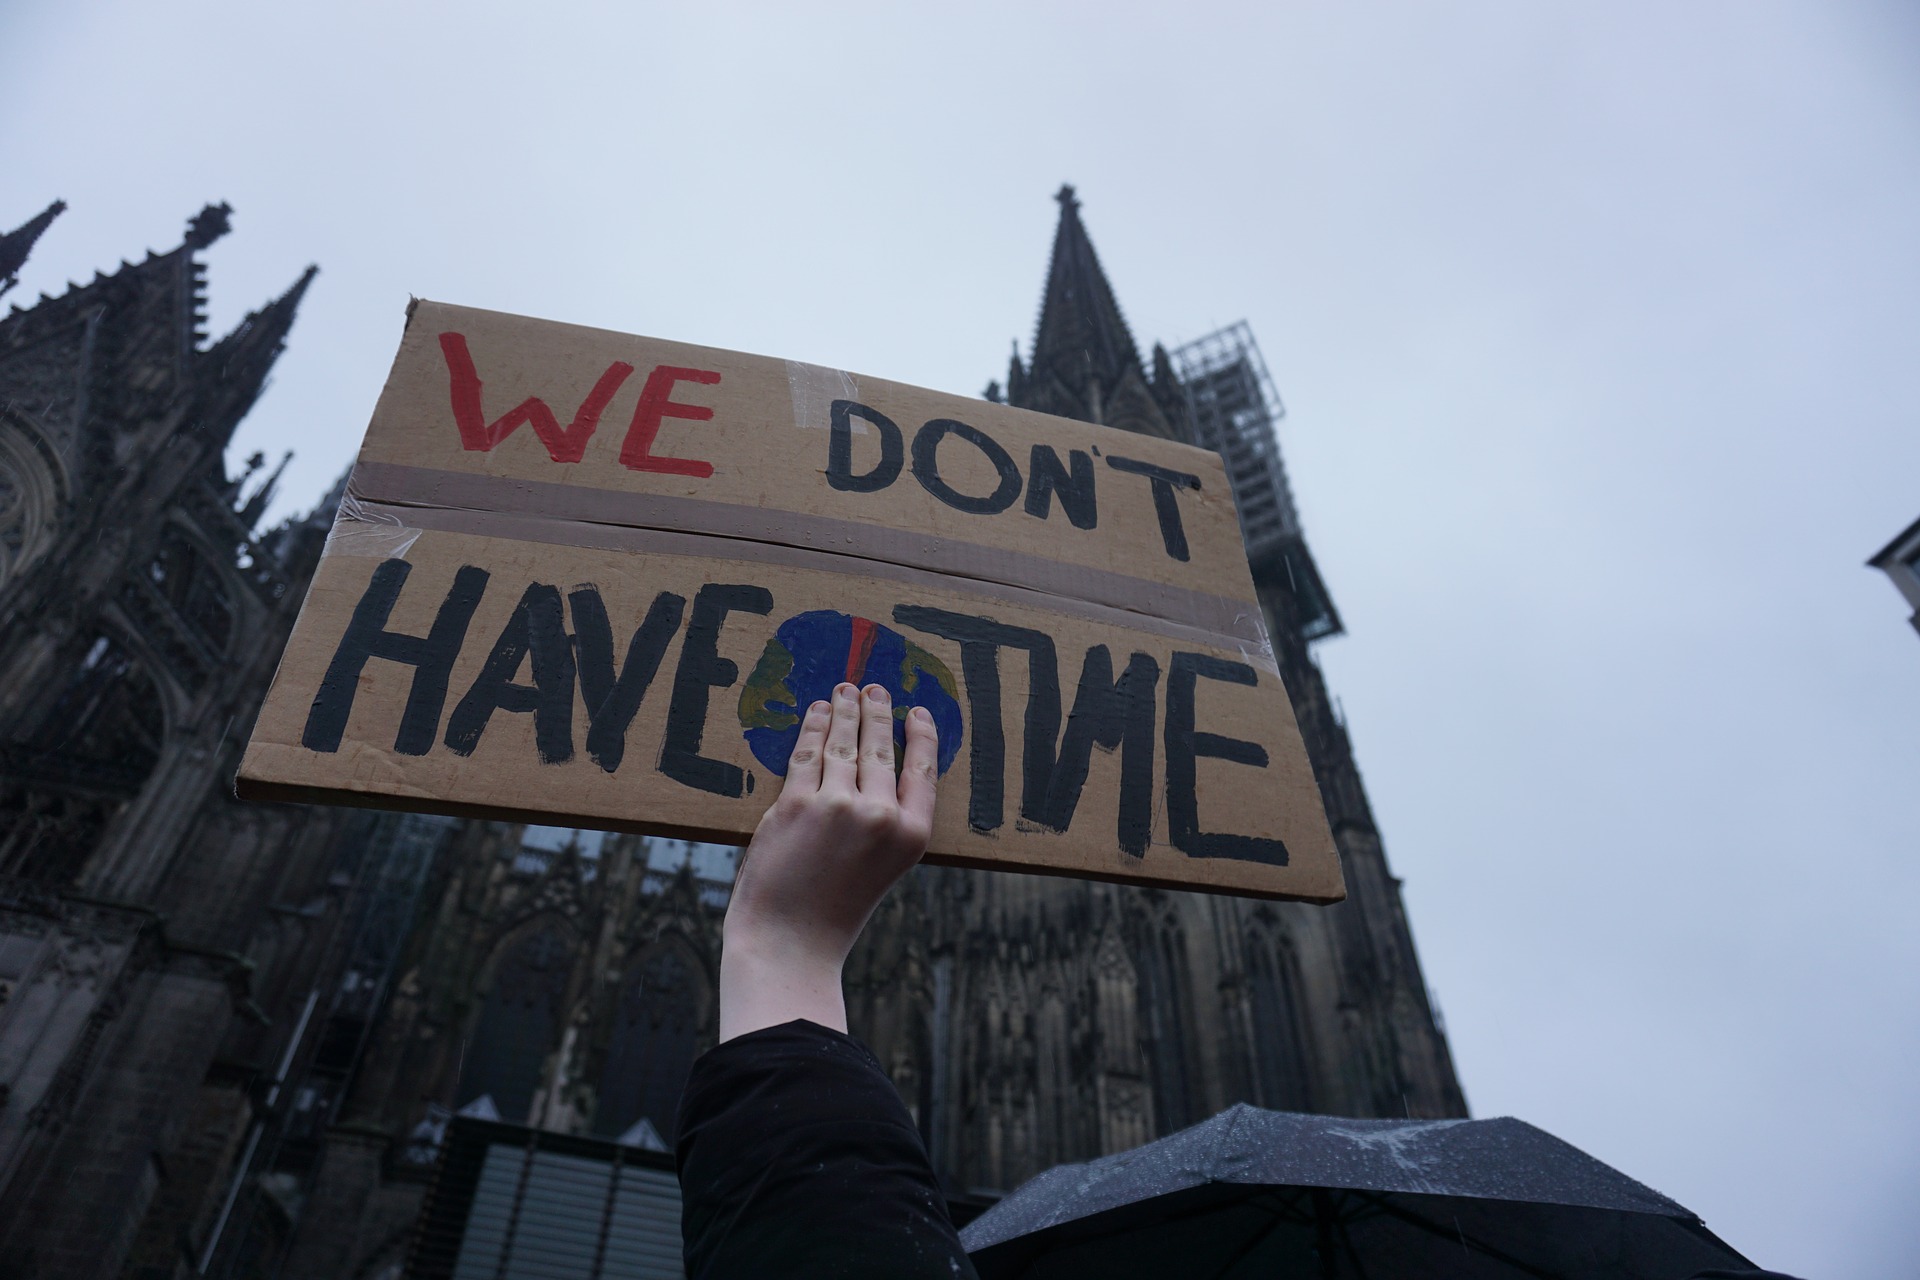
<box><xmin>856</xmin><ymin>684</ymin><xmax>897</xmax><ymax>797</ymax></box>
<box><xmin>783</xmin><ymin>699</ymin><xmax>831</xmax><ymax>795</ymax></box>
<box><xmin>821</xmin><ymin>682</ymin><xmax>861</xmax><ymax>791</ymax></box>
<box><xmin>895</xmin><ymin>705</ymin><xmax>939</xmax><ymax>840</ymax></box>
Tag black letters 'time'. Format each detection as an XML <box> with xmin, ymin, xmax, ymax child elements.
<box><xmin>1164</xmin><ymin>652</ymin><xmax>1287</xmax><ymax>866</ymax></box>
<box><xmin>1107</xmin><ymin>455</ymin><xmax>1201</xmax><ymax>561</ymax></box>
<box><xmin>893</xmin><ymin>606</ymin><xmax>1057</xmax><ymax>834</ymax></box>
<box><xmin>570</xmin><ymin>586</ymin><xmax>687</xmax><ymax>773</ymax></box>
<box><xmin>445</xmin><ymin>584</ymin><xmax>577</xmax><ymax>764</ymax></box>
<box><xmin>302</xmin><ymin>558</ymin><xmax>488</xmax><ymax>756</ymax></box>
<box><xmin>660</xmin><ymin>584</ymin><xmax>773</xmax><ymax>796</ymax></box>
<box><xmin>1024</xmin><ymin>444</ymin><xmax>1098</xmax><ymax>530</ymax></box>
<box><xmin>911</xmin><ymin>419</ymin><xmax>1023</xmax><ymax>515</ymax></box>
<box><xmin>826</xmin><ymin>399</ymin><xmax>903</xmax><ymax>493</ymax></box>
<box><xmin>1032</xmin><ymin>646</ymin><xmax>1159</xmax><ymax>856</ymax></box>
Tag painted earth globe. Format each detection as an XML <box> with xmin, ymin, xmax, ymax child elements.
<box><xmin>738</xmin><ymin>610</ymin><xmax>965</xmax><ymax>779</ymax></box>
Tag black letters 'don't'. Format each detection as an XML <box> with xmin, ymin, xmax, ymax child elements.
<box><xmin>826</xmin><ymin>400</ymin><xmax>903</xmax><ymax>493</ymax></box>
<box><xmin>1107</xmin><ymin>455</ymin><xmax>1201</xmax><ymax>561</ymax></box>
<box><xmin>1024</xmin><ymin>444</ymin><xmax>1098</xmax><ymax>530</ymax></box>
<box><xmin>911</xmin><ymin>419</ymin><xmax>1023</xmax><ymax>515</ymax></box>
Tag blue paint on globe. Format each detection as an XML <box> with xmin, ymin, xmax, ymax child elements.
<box><xmin>737</xmin><ymin>611</ymin><xmax>964</xmax><ymax>778</ymax></box>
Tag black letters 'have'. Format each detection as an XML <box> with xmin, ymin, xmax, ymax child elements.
<box><xmin>303</xmin><ymin>560</ymin><xmax>763</xmax><ymax>795</ymax></box>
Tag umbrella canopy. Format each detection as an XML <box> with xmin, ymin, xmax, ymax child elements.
<box><xmin>961</xmin><ymin>1103</ymin><xmax>1759</xmax><ymax>1279</ymax></box>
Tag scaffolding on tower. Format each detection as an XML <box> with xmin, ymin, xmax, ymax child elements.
<box><xmin>1171</xmin><ymin>322</ymin><xmax>1344</xmax><ymax>642</ymax></box>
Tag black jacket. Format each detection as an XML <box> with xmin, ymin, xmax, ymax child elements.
<box><xmin>677</xmin><ymin>1020</ymin><xmax>980</xmax><ymax>1279</ymax></box>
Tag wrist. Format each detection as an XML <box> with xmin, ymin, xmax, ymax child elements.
<box><xmin>718</xmin><ymin>928</ymin><xmax>847</xmax><ymax>1042</ymax></box>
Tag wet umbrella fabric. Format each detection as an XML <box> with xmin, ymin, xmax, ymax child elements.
<box><xmin>960</xmin><ymin>1103</ymin><xmax>1762</xmax><ymax>1280</ymax></box>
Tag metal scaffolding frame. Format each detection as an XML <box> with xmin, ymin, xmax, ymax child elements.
<box><xmin>1171</xmin><ymin>321</ymin><xmax>1302</xmax><ymax>560</ymax></box>
<box><xmin>1171</xmin><ymin>322</ymin><xmax>1343</xmax><ymax>642</ymax></box>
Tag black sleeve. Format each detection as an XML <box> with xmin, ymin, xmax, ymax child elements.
<box><xmin>676</xmin><ymin>1019</ymin><xmax>980</xmax><ymax>1280</ymax></box>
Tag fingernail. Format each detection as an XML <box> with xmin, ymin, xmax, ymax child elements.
<box><xmin>836</xmin><ymin>682</ymin><xmax>856</xmax><ymax>698</ymax></box>
<box><xmin>912</xmin><ymin>706</ymin><xmax>930</xmax><ymax>723</ymax></box>
<box><xmin>810</xmin><ymin>700</ymin><xmax>830</xmax><ymax>716</ymax></box>
<box><xmin>867</xmin><ymin>684</ymin><xmax>890</xmax><ymax>704</ymax></box>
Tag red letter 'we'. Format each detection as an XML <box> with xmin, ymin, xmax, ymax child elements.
<box><xmin>438</xmin><ymin>332</ymin><xmax>635</xmax><ymax>463</ymax></box>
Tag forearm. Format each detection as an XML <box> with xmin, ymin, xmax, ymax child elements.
<box><xmin>680</xmin><ymin>684</ymin><xmax>963</xmax><ymax>1275</ymax></box>
<box><xmin>718</xmin><ymin>925</ymin><xmax>846</xmax><ymax>1042</ymax></box>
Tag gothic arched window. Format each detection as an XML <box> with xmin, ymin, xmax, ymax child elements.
<box><xmin>594</xmin><ymin>946</ymin><xmax>704</xmax><ymax>1144</ymax></box>
<box><xmin>457</xmin><ymin>925</ymin><xmax>573</xmax><ymax>1123</ymax></box>
<box><xmin>0</xmin><ymin>631</ymin><xmax>165</xmax><ymax>884</ymax></box>
<box><xmin>1247</xmin><ymin>935</ymin><xmax>1314</xmax><ymax>1112</ymax></box>
<box><xmin>147</xmin><ymin>528</ymin><xmax>235</xmax><ymax>654</ymax></box>
<box><xmin>28</xmin><ymin>632</ymin><xmax>166</xmax><ymax>778</ymax></box>
<box><xmin>0</xmin><ymin>415</ymin><xmax>64</xmax><ymax>597</ymax></box>
<box><xmin>1135</xmin><ymin>922</ymin><xmax>1196</xmax><ymax>1135</ymax></box>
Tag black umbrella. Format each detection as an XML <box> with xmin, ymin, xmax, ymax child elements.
<box><xmin>961</xmin><ymin>1103</ymin><xmax>1778</xmax><ymax>1280</ymax></box>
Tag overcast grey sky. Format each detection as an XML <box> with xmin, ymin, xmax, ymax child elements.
<box><xmin>6</xmin><ymin>3</ymin><xmax>1918</xmax><ymax>1275</ymax></box>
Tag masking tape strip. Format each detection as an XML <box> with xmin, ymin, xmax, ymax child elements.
<box><xmin>348</xmin><ymin>460</ymin><xmax>1267</xmax><ymax>647</ymax></box>
<box><xmin>346</xmin><ymin>495</ymin><xmax>1278</xmax><ymax>672</ymax></box>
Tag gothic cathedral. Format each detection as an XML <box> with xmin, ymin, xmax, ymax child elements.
<box><xmin>0</xmin><ymin>191</ymin><xmax>1463</xmax><ymax>1280</ymax></box>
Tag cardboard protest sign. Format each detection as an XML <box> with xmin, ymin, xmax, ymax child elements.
<box><xmin>237</xmin><ymin>301</ymin><xmax>1344</xmax><ymax>901</ymax></box>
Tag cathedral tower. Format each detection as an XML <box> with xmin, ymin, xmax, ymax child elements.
<box><xmin>866</xmin><ymin>187</ymin><xmax>1466</xmax><ymax>1193</ymax></box>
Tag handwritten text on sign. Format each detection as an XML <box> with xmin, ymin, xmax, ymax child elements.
<box><xmin>237</xmin><ymin>301</ymin><xmax>1342</xmax><ymax>901</ymax></box>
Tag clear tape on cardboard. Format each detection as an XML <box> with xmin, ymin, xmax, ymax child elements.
<box><xmin>786</xmin><ymin>360</ymin><xmax>861</xmax><ymax>432</ymax></box>
<box><xmin>325</xmin><ymin>484</ymin><xmax>422</xmax><ymax>558</ymax></box>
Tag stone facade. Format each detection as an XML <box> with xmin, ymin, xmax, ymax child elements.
<box><xmin>0</xmin><ymin>189</ymin><xmax>1464</xmax><ymax>1280</ymax></box>
<box><xmin>0</xmin><ymin>199</ymin><xmax>368</xmax><ymax>1280</ymax></box>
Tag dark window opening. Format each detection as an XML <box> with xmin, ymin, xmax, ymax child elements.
<box><xmin>0</xmin><ymin>632</ymin><xmax>165</xmax><ymax>884</ymax></box>
<box><xmin>147</xmin><ymin>528</ymin><xmax>235</xmax><ymax>653</ymax></box>
<box><xmin>1248</xmin><ymin>937</ymin><xmax>1315</xmax><ymax>1112</ymax></box>
<box><xmin>27</xmin><ymin>632</ymin><xmax>166</xmax><ymax>772</ymax></box>
<box><xmin>457</xmin><ymin>926</ymin><xmax>572</xmax><ymax>1124</ymax></box>
<box><xmin>1136</xmin><ymin>924</ymin><xmax>1195</xmax><ymax>1135</ymax></box>
<box><xmin>594</xmin><ymin>947</ymin><xmax>703</xmax><ymax>1145</ymax></box>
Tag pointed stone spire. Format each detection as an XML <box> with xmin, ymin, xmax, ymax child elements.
<box><xmin>1148</xmin><ymin>340</ymin><xmax>1186</xmax><ymax>416</ymax></box>
<box><xmin>197</xmin><ymin>264</ymin><xmax>318</xmax><ymax>446</ymax></box>
<box><xmin>237</xmin><ymin>449</ymin><xmax>292</xmax><ymax>528</ymax></box>
<box><xmin>0</xmin><ymin>199</ymin><xmax>67</xmax><ymax>300</ymax></box>
<box><xmin>1027</xmin><ymin>185</ymin><xmax>1142</xmax><ymax>409</ymax></box>
<box><xmin>1006</xmin><ymin>340</ymin><xmax>1028</xmax><ymax>404</ymax></box>
<box><xmin>183</xmin><ymin>202</ymin><xmax>233</xmax><ymax>250</ymax></box>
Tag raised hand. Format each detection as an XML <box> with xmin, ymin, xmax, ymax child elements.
<box><xmin>718</xmin><ymin>682</ymin><xmax>940</xmax><ymax>1041</ymax></box>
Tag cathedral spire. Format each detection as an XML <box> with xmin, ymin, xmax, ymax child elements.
<box><xmin>184</xmin><ymin>202</ymin><xmax>233</xmax><ymax>250</ymax></box>
<box><xmin>0</xmin><ymin>199</ymin><xmax>67</xmax><ymax>301</ymax></box>
<box><xmin>237</xmin><ymin>450</ymin><xmax>293</xmax><ymax>529</ymax></box>
<box><xmin>1028</xmin><ymin>185</ymin><xmax>1142</xmax><ymax>409</ymax></box>
<box><xmin>197</xmin><ymin>263</ymin><xmax>318</xmax><ymax>447</ymax></box>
